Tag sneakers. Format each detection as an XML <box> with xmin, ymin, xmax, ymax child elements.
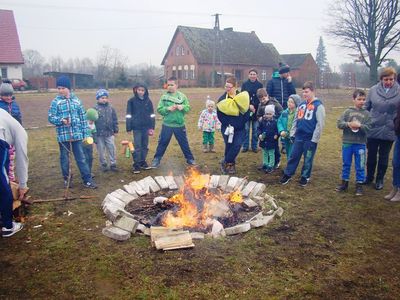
<box><xmin>220</xmin><ymin>161</ymin><xmax>227</xmax><ymax>174</ymax></box>
<box><xmin>355</xmin><ymin>183</ymin><xmax>363</xmax><ymax>196</ymax></box>
<box><xmin>151</xmin><ymin>158</ymin><xmax>161</xmax><ymax>169</ymax></box>
<box><xmin>226</xmin><ymin>163</ymin><xmax>236</xmax><ymax>174</ymax></box>
<box><xmin>265</xmin><ymin>167</ymin><xmax>273</xmax><ymax>174</ymax></box>
<box><xmin>385</xmin><ymin>187</ymin><xmax>399</xmax><ymax>200</ymax></box>
<box><xmin>83</xmin><ymin>181</ymin><xmax>97</xmax><ymax>189</ymax></box>
<box><xmin>280</xmin><ymin>174</ymin><xmax>292</xmax><ymax>185</ymax></box>
<box><xmin>335</xmin><ymin>180</ymin><xmax>349</xmax><ymax>192</ymax></box>
<box><xmin>390</xmin><ymin>190</ymin><xmax>400</xmax><ymax>202</ymax></box>
<box><xmin>299</xmin><ymin>177</ymin><xmax>309</xmax><ymax>187</ymax></box>
<box><xmin>186</xmin><ymin>159</ymin><xmax>197</xmax><ymax>166</ymax></box>
<box><xmin>2</xmin><ymin>222</ymin><xmax>23</xmax><ymax>238</ymax></box>
<box><xmin>257</xmin><ymin>164</ymin><xmax>267</xmax><ymax>171</ymax></box>
<box><xmin>110</xmin><ymin>164</ymin><xmax>118</xmax><ymax>172</ymax></box>
<box><xmin>252</xmin><ymin>149</ymin><xmax>258</xmax><ymax>153</ymax></box>
<box><xmin>101</xmin><ymin>163</ymin><xmax>108</xmax><ymax>172</ymax></box>
<box><xmin>241</xmin><ymin>148</ymin><xmax>248</xmax><ymax>153</ymax></box>
<box><xmin>63</xmin><ymin>176</ymin><xmax>73</xmax><ymax>189</ymax></box>
<box><xmin>132</xmin><ymin>165</ymin><xmax>141</xmax><ymax>174</ymax></box>
<box><xmin>140</xmin><ymin>161</ymin><xmax>152</xmax><ymax>170</ymax></box>
<box><xmin>375</xmin><ymin>180</ymin><xmax>384</xmax><ymax>190</ymax></box>
<box><xmin>274</xmin><ymin>162</ymin><xmax>281</xmax><ymax>169</ymax></box>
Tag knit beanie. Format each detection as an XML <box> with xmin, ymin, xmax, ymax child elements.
<box><xmin>0</xmin><ymin>81</ymin><xmax>14</xmax><ymax>95</ymax></box>
<box><xmin>279</xmin><ymin>64</ymin><xmax>290</xmax><ymax>74</ymax></box>
<box><xmin>86</xmin><ymin>108</ymin><xmax>99</xmax><ymax>121</ymax></box>
<box><xmin>56</xmin><ymin>76</ymin><xmax>71</xmax><ymax>89</ymax></box>
<box><xmin>288</xmin><ymin>94</ymin><xmax>302</xmax><ymax>107</ymax></box>
<box><xmin>96</xmin><ymin>88</ymin><xmax>109</xmax><ymax>100</ymax></box>
<box><xmin>264</xmin><ymin>104</ymin><xmax>275</xmax><ymax>115</ymax></box>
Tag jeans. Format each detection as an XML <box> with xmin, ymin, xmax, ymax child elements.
<box><xmin>154</xmin><ymin>125</ymin><xmax>194</xmax><ymax>162</ymax></box>
<box><xmin>202</xmin><ymin>131</ymin><xmax>215</xmax><ymax>145</ymax></box>
<box><xmin>96</xmin><ymin>135</ymin><xmax>117</xmax><ymax>166</ymax></box>
<box><xmin>0</xmin><ymin>139</ymin><xmax>13</xmax><ymax>229</ymax></box>
<box><xmin>262</xmin><ymin>148</ymin><xmax>275</xmax><ymax>168</ymax></box>
<box><xmin>283</xmin><ymin>138</ymin><xmax>293</xmax><ymax>159</ymax></box>
<box><xmin>82</xmin><ymin>144</ymin><xmax>93</xmax><ymax>174</ymax></box>
<box><xmin>243</xmin><ymin>120</ymin><xmax>258</xmax><ymax>150</ymax></box>
<box><xmin>341</xmin><ymin>143</ymin><xmax>366</xmax><ymax>183</ymax></box>
<box><xmin>59</xmin><ymin>141</ymin><xmax>92</xmax><ymax>182</ymax></box>
<box><xmin>366</xmin><ymin>138</ymin><xmax>393</xmax><ymax>182</ymax></box>
<box><xmin>221</xmin><ymin>126</ymin><xmax>246</xmax><ymax>164</ymax></box>
<box><xmin>132</xmin><ymin>129</ymin><xmax>149</xmax><ymax>167</ymax></box>
<box><xmin>284</xmin><ymin>139</ymin><xmax>318</xmax><ymax>179</ymax></box>
<box><xmin>393</xmin><ymin>136</ymin><xmax>400</xmax><ymax>188</ymax></box>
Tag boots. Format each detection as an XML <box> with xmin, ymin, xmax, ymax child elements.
<box><xmin>355</xmin><ymin>183</ymin><xmax>363</xmax><ymax>196</ymax></box>
<box><xmin>390</xmin><ymin>188</ymin><xmax>400</xmax><ymax>202</ymax></box>
<box><xmin>202</xmin><ymin>144</ymin><xmax>209</xmax><ymax>153</ymax></box>
<box><xmin>335</xmin><ymin>180</ymin><xmax>348</xmax><ymax>192</ymax></box>
<box><xmin>226</xmin><ymin>163</ymin><xmax>236</xmax><ymax>174</ymax></box>
<box><xmin>384</xmin><ymin>186</ymin><xmax>398</xmax><ymax>200</ymax></box>
<box><xmin>208</xmin><ymin>144</ymin><xmax>216</xmax><ymax>153</ymax></box>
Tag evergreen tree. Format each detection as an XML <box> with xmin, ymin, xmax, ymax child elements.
<box><xmin>316</xmin><ymin>36</ymin><xmax>330</xmax><ymax>72</ymax></box>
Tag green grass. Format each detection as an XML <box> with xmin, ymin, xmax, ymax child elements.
<box><xmin>1</xmin><ymin>88</ymin><xmax>400</xmax><ymax>299</ymax></box>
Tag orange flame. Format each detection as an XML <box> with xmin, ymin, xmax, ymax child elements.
<box><xmin>161</xmin><ymin>170</ymin><xmax>243</xmax><ymax>229</ymax></box>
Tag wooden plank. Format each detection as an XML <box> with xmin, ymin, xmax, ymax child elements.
<box><xmin>154</xmin><ymin>231</ymin><xmax>193</xmax><ymax>250</ymax></box>
<box><xmin>154</xmin><ymin>176</ymin><xmax>169</xmax><ymax>190</ymax></box>
<box><xmin>225</xmin><ymin>177</ymin><xmax>239</xmax><ymax>192</ymax></box>
<box><xmin>208</xmin><ymin>175</ymin><xmax>220</xmax><ymax>189</ymax></box>
<box><xmin>241</xmin><ymin>181</ymin><xmax>258</xmax><ymax>197</ymax></box>
<box><xmin>218</xmin><ymin>175</ymin><xmax>229</xmax><ymax>191</ymax></box>
<box><xmin>164</xmin><ymin>176</ymin><xmax>178</xmax><ymax>190</ymax></box>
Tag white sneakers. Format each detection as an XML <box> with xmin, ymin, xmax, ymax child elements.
<box><xmin>2</xmin><ymin>221</ymin><xmax>24</xmax><ymax>237</ymax></box>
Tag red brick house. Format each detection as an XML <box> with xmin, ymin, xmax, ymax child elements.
<box><xmin>280</xmin><ymin>54</ymin><xmax>319</xmax><ymax>86</ymax></box>
<box><xmin>0</xmin><ymin>10</ymin><xmax>24</xmax><ymax>80</ymax></box>
<box><xmin>161</xmin><ymin>26</ymin><xmax>281</xmax><ymax>87</ymax></box>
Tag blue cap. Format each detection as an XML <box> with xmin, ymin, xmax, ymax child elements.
<box><xmin>96</xmin><ymin>89</ymin><xmax>109</xmax><ymax>100</ymax></box>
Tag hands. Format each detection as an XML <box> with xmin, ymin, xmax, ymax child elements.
<box><xmin>62</xmin><ymin>118</ymin><xmax>70</xmax><ymax>125</ymax></box>
<box><xmin>249</xmin><ymin>104</ymin><xmax>255</xmax><ymax>113</ymax></box>
<box><xmin>274</xmin><ymin>135</ymin><xmax>278</xmax><ymax>140</ymax></box>
<box><xmin>148</xmin><ymin>129</ymin><xmax>154</xmax><ymax>136</ymax></box>
<box><xmin>176</xmin><ymin>104</ymin><xmax>183</xmax><ymax>111</ymax></box>
<box><xmin>348</xmin><ymin>120</ymin><xmax>361</xmax><ymax>130</ymax></box>
<box><xmin>280</xmin><ymin>131</ymin><xmax>287</xmax><ymax>138</ymax></box>
<box><xmin>258</xmin><ymin>134</ymin><xmax>264</xmax><ymax>141</ymax></box>
<box><xmin>168</xmin><ymin>105</ymin><xmax>177</xmax><ymax>111</ymax></box>
<box><xmin>18</xmin><ymin>187</ymin><xmax>29</xmax><ymax>201</ymax></box>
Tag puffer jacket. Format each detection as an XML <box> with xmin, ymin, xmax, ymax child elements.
<box><xmin>365</xmin><ymin>81</ymin><xmax>400</xmax><ymax>141</ymax></box>
<box><xmin>0</xmin><ymin>96</ymin><xmax>22</xmax><ymax>124</ymax></box>
<box><xmin>241</xmin><ymin>79</ymin><xmax>263</xmax><ymax>120</ymax></box>
<box><xmin>94</xmin><ymin>102</ymin><xmax>118</xmax><ymax>137</ymax></box>
<box><xmin>126</xmin><ymin>85</ymin><xmax>155</xmax><ymax>131</ymax></box>
<box><xmin>266</xmin><ymin>77</ymin><xmax>296</xmax><ymax>109</ymax></box>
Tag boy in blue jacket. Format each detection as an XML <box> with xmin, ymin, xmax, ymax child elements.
<box><xmin>279</xmin><ymin>81</ymin><xmax>326</xmax><ymax>186</ymax></box>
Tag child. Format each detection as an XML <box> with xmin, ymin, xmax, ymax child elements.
<box><xmin>94</xmin><ymin>89</ymin><xmax>119</xmax><ymax>172</ymax></box>
<box><xmin>197</xmin><ymin>98</ymin><xmax>221</xmax><ymax>153</ymax></box>
<box><xmin>126</xmin><ymin>83</ymin><xmax>155</xmax><ymax>174</ymax></box>
<box><xmin>48</xmin><ymin>76</ymin><xmax>97</xmax><ymax>189</ymax></box>
<box><xmin>279</xmin><ymin>81</ymin><xmax>326</xmax><ymax>187</ymax></box>
<box><xmin>0</xmin><ymin>80</ymin><xmax>22</xmax><ymax>183</ymax></box>
<box><xmin>335</xmin><ymin>89</ymin><xmax>371</xmax><ymax>196</ymax></box>
<box><xmin>83</xmin><ymin>108</ymin><xmax>99</xmax><ymax>177</ymax></box>
<box><xmin>277</xmin><ymin>94</ymin><xmax>301</xmax><ymax>159</ymax></box>
<box><xmin>151</xmin><ymin>76</ymin><xmax>196</xmax><ymax>168</ymax></box>
<box><xmin>257</xmin><ymin>105</ymin><xmax>279</xmax><ymax>173</ymax></box>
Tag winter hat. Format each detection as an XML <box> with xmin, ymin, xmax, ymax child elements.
<box><xmin>264</xmin><ymin>104</ymin><xmax>275</xmax><ymax>115</ymax></box>
<box><xmin>56</xmin><ymin>76</ymin><xmax>71</xmax><ymax>89</ymax></box>
<box><xmin>86</xmin><ymin>108</ymin><xmax>99</xmax><ymax>121</ymax></box>
<box><xmin>288</xmin><ymin>94</ymin><xmax>302</xmax><ymax>107</ymax></box>
<box><xmin>279</xmin><ymin>64</ymin><xmax>290</xmax><ymax>74</ymax></box>
<box><xmin>0</xmin><ymin>81</ymin><xmax>14</xmax><ymax>95</ymax></box>
<box><xmin>96</xmin><ymin>89</ymin><xmax>109</xmax><ymax>100</ymax></box>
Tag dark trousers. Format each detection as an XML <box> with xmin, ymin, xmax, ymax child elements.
<box><xmin>243</xmin><ymin>120</ymin><xmax>258</xmax><ymax>151</ymax></box>
<box><xmin>222</xmin><ymin>127</ymin><xmax>246</xmax><ymax>164</ymax></box>
<box><xmin>82</xmin><ymin>144</ymin><xmax>93</xmax><ymax>174</ymax></box>
<box><xmin>154</xmin><ymin>125</ymin><xmax>194</xmax><ymax>161</ymax></box>
<box><xmin>284</xmin><ymin>139</ymin><xmax>318</xmax><ymax>179</ymax></box>
<box><xmin>275</xmin><ymin>140</ymin><xmax>281</xmax><ymax>165</ymax></box>
<box><xmin>393</xmin><ymin>136</ymin><xmax>400</xmax><ymax>188</ymax></box>
<box><xmin>133</xmin><ymin>129</ymin><xmax>149</xmax><ymax>167</ymax></box>
<box><xmin>0</xmin><ymin>139</ymin><xmax>13</xmax><ymax>229</ymax></box>
<box><xmin>59</xmin><ymin>141</ymin><xmax>91</xmax><ymax>183</ymax></box>
<box><xmin>366</xmin><ymin>138</ymin><xmax>393</xmax><ymax>182</ymax></box>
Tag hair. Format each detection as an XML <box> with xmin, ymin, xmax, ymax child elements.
<box><xmin>302</xmin><ymin>81</ymin><xmax>315</xmax><ymax>91</ymax></box>
<box><xmin>167</xmin><ymin>76</ymin><xmax>177</xmax><ymax>82</ymax></box>
<box><xmin>249</xmin><ymin>69</ymin><xmax>258</xmax><ymax>74</ymax></box>
<box><xmin>256</xmin><ymin>88</ymin><xmax>268</xmax><ymax>99</ymax></box>
<box><xmin>352</xmin><ymin>89</ymin><xmax>366</xmax><ymax>99</ymax></box>
<box><xmin>225</xmin><ymin>76</ymin><xmax>237</xmax><ymax>86</ymax></box>
<box><xmin>206</xmin><ymin>99</ymin><xmax>215</xmax><ymax>107</ymax></box>
<box><xmin>379</xmin><ymin>67</ymin><xmax>397</xmax><ymax>80</ymax></box>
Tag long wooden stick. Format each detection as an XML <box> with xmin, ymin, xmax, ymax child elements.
<box><xmin>33</xmin><ymin>195</ymin><xmax>96</xmax><ymax>203</ymax></box>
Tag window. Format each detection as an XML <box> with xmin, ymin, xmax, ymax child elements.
<box><xmin>175</xmin><ymin>46</ymin><xmax>180</xmax><ymax>56</ymax></box>
<box><xmin>1</xmin><ymin>68</ymin><xmax>7</xmax><ymax>79</ymax></box>
<box><xmin>172</xmin><ymin>66</ymin><xmax>177</xmax><ymax>78</ymax></box>
<box><xmin>181</xmin><ymin>46</ymin><xmax>185</xmax><ymax>56</ymax></box>
<box><xmin>177</xmin><ymin>65</ymin><xmax>182</xmax><ymax>79</ymax></box>
<box><xmin>184</xmin><ymin>65</ymin><xmax>189</xmax><ymax>79</ymax></box>
<box><xmin>190</xmin><ymin>65</ymin><xmax>195</xmax><ymax>80</ymax></box>
<box><xmin>261</xmin><ymin>70</ymin><xmax>267</xmax><ymax>81</ymax></box>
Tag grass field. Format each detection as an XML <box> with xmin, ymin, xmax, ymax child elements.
<box><xmin>1</xmin><ymin>88</ymin><xmax>400</xmax><ymax>299</ymax></box>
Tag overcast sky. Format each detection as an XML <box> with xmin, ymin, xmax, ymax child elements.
<box><xmin>2</xmin><ymin>0</ymin><xmax>393</xmax><ymax>70</ymax></box>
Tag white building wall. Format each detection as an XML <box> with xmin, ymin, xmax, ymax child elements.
<box><xmin>0</xmin><ymin>64</ymin><xmax>23</xmax><ymax>79</ymax></box>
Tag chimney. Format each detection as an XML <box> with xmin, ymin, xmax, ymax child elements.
<box><xmin>223</xmin><ymin>27</ymin><xmax>233</xmax><ymax>31</ymax></box>
<box><xmin>251</xmin><ymin>31</ymin><xmax>256</xmax><ymax>35</ymax></box>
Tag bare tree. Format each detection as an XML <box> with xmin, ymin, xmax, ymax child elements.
<box><xmin>95</xmin><ymin>46</ymin><xmax>128</xmax><ymax>88</ymax></box>
<box><xmin>327</xmin><ymin>0</ymin><xmax>400</xmax><ymax>84</ymax></box>
<box><xmin>49</xmin><ymin>56</ymin><xmax>64</xmax><ymax>72</ymax></box>
<box><xmin>22</xmin><ymin>49</ymin><xmax>45</xmax><ymax>78</ymax></box>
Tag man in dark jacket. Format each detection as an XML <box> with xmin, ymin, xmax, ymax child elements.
<box><xmin>126</xmin><ymin>83</ymin><xmax>155</xmax><ymax>173</ymax></box>
<box><xmin>266</xmin><ymin>64</ymin><xmax>296</xmax><ymax>110</ymax></box>
<box><xmin>241</xmin><ymin>69</ymin><xmax>263</xmax><ymax>152</ymax></box>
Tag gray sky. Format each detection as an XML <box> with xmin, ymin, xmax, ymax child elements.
<box><xmin>1</xmin><ymin>0</ymin><xmax>389</xmax><ymax>70</ymax></box>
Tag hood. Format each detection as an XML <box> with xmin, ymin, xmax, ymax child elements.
<box><xmin>133</xmin><ymin>83</ymin><xmax>149</xmax><ymax>99</ymax></box>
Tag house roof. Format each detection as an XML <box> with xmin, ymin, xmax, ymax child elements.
<box><xmin>263</xmin><ymin>43</ymin><xmax>283</xmax><ymax>66</ymax></box>
<box><xmin>280</xmin><ymin>54</ymin><xmax>311</xmax><ymax>69</ymax></box>
<box><xmin>0</xmin><ymin>10</ymin><xmax>24</xmax><ymax>64</ymax></box>
<box><xmin>162</xmin><ymin>26</ymin><xmax>280</xmax><ymax>67</ymax></box>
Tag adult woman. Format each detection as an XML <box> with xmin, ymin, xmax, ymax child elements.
<box><xmin>217</xmin><ymin>77</ymin><xmax>250</xmax><ymax>174</ymax></box>
<box><xmin>365</xmin><ymin>67</ymin><xmax>400</xmax><ymax>190</ymax></box>
<box><xmin>385</xmin><ymin>103</ymin><xmax>400</xmax><ymax>201</ymax></box>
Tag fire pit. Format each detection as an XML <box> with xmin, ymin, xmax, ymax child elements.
<box><xmin>101</xmin><ymin>169</ymin><xmax>284</xmax><ymax>250</ymax></box>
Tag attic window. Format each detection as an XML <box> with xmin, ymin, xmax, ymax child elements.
<box><xmin>261</xmin><ymin>70</ymin><xmax>267</xmax><ymax>81</ymax></box>
<box><xmin>181</xmin><ymin>46</ymin><xmax>185</xmax><ymax>56</ymax></box>
<box><xmin>176</xmin><ymin>46</ymin><xmax>180</xmax><ymax>56</ymax></box>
